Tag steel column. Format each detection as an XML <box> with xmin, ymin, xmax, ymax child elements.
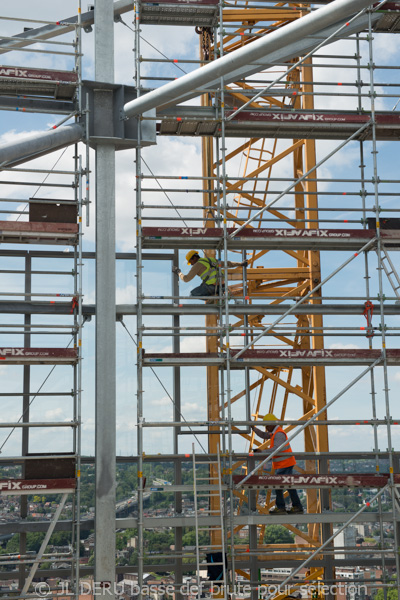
<box><xmin>94</xmin><ymin>0</ymin><xmax>116</xmax><ymax>590</ymax></box>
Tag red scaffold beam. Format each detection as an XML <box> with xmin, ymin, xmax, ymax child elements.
<box><xmin>143</xmin><ymin>349</ymin><xmax>400</xmax><ymax>367</ymax></box>
<box><xmin>141</xmin><ymin>227</ymin><xmax>400</xmax><ymax>250</ymax></box>
<box><xmin>142</xmin><ymin>0</ymin><xmax>218</xmax><ymax>4</ymax></box>
<box><xmin>374</xmin><ymin>1</ymin><xmax>400</xmax><ymax>9</ymax></box>
<box><xmin>233</xmin><ymin>473</ymin><xmax>400</xmax><ymax>489</ymax></box>
<box><xmin>226</xmin><ymin>111</ymin><xmax>400</xmax><ymax>125</ymax></box>
<box><xmin>0</xmin><ymin>66</ymin><xmax>77</xmax><ymax>84</ymax></box>
<box><xmin>0</xmin><ymin>221</ymin><xmax>78</xmax><ymax>244</ymax></box>
<box><xmin>142</xmin><ymin>227</ymin><xmax>398</xmax><ymax>240</ymax></box>
<box><xmin>0</xmin><ymin>348</ymin><xmax>78</xmax><ymax>365</ymax></box>
<box><xmin>0</xmin><ymin>478</ymin><xmax>76</xmax><ymax>496</ymax></box>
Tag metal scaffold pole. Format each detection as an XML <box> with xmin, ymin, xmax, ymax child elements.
<box><xmin>94</xmin><ymin>0</ymin><xmax>116</xmax><ymax>591</ymax></box>
<box><xmin>367</xmin><ymin>9</ymin><xmax>400</xmax><ymax>593</ymax></box>
<box><xmin>135</xmin><ymin>0</ymin><xmax>145</xmax><ymax>586</ymax></box>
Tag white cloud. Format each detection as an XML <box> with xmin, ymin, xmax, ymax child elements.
<box><xmin>157</xmin><ymin>335</ymin><xmax>206</xmax><ymax>354</ymax></box>
<box><xmin>44</xmin><ymin>407</ymin><xmax>65</xmax><ymax>420</ymax></box>
<box><xmin>116</xmin><ymin>417</ymin><xmax>136</xmax><ymax>432</ymax></box>
<box><xmin>182</xmin><ymin>402</ymin><xmax>201</xmax><ymax>413</ymax></box>
<box><xmin>116</xmin><ymin>284</ymin><xmax>136</xmax><ymax>304</ymax></box>
<box><xmin>149</xmin><ymin>396</ymin><xmax>172</xmax><ymax>407</ymax></box>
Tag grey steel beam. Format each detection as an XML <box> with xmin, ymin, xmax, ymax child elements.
<box><xmin>1</xmin><ymin>301</ymin><xmax>398</xmax><ymax>317</ymax></box>
<box><xmin>123</xmin><ymin>0</ymin><xmax>378</xmax><ymax>115</ymax></box>
<box><xmin>0</xmin><ymin>124</ymin><xmax>83</xmax><ymax>168</ymax></box>
<box><xmin>0</xmin><ymin>450</ymin><xmax>395</xmax><ymax>463</ymax></box>
<box><xmin>94</xmin><ymin>0</ymin><xmax>116</xmax><ymax>590</ymax></box>
<box><xmin>121</xmin><ymin>303</ymin><xmax>400</xmax><ymax>316</ymax></box>
<box><xmin>142</xmin><ymin>350</ymin><xmax>400</xmax><ymax>367</ymax></box>
<box><xmin>0</xmin><ymin>96</ymin><xmax>74</xmax><ymax>115</ymax></box>
<box><xmin>0</xmin><ymin>509</ymin><xmax>395</xmax><ymax>536</ymax></box>
<box><xmin>116</xmin><ymin>512</ymin><xmax>399</xmax><ymax>528</ymax></box>
<box><xmin>0</xmin><ymin>557</ymin><xmax>396</xmax><ymax>581</ymax></box>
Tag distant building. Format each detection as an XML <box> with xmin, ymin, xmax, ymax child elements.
<box><xmin>334</xmin><ymin>525</ymin><xmax>358</xmax><ymax>560</ymax></box>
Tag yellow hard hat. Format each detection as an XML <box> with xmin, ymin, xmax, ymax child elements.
<box><xmin>263</xmin><ymin>413</ymin><xmax>277</xmax><ymax>421</ymax></box>
<box><xmin>186</xmin><ymin>250</ymin><xmax>199</xmax><ymax>265</ymax></box>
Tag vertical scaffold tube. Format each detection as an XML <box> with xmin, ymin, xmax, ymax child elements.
<box><xmin>367</xmin><ymin>10</ymin><xmax>400</xmax><ymax>593</ymax></box>
<box><xmin>135</xmin><ymin>0</ymin><xmax>145</xmax><ymax>593</ymax></box>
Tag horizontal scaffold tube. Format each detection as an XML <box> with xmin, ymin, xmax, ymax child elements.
<box><xmin>0</xmin><ymin>123</ymin><xmax>83</xmax><ymax>167</ymax></box>
<box><xmin>123</xmin><ymin>0</ymin><xmax>377</xmax><ymax>116</ymax></box>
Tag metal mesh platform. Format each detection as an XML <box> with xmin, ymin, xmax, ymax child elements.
<box><xmin>157</xmin><ymin>109</ymin><xmax>400</xmax><ymax>140</ymax></box>
<box><xmin>140</xmin><ymin>0</ymin><xmax>218</xmax><ymax>26</ymax></box>
<box><xmin>0</xmin><ymin>66</ymin><xmax>77</xmax><ymax>99</ymax></box>
<box><xmin>374</xmin><ymin>2</ymin><xmax>400</xmax><ymax>32</ymax></box>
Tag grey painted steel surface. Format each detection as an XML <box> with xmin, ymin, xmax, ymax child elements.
<box><xmin>94</xmin><ymin>0</ymin><xmax>117</xmax><ymax>590</ymax></box>
<box><xmin>123</xmin><ymin>0</ymin><xmax>377</xmax><ymax>116</ymax></box>
<box><xmin>0</xmin><ymin>301</ymin><xmax>399</xmax><ymax>316</ymax></box>
<box><xmin>0</xmin><ymin>123</ymin><xmax>83</xmax><ymax>167</ymax></box>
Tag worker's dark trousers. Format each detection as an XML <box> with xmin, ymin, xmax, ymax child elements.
<box><xmin>190</xmin><ymin>282</ymin><xmax>216</xmax><ymax>297</ymax></box>
<box><xmin>274</xmin><ymin>466</ymin><xmax>302</xmax><ymax>509</ymax></box>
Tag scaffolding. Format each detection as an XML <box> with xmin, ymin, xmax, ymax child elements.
<box><xmin>135</xmin><ymin>0</ymin><xmax>400</xmax><ymax>598</ymax></box>
<box><xmin>0</xmin><ymin>0</ymin><xmax>399</xmax><ymax>599</ymax></box>
<box><xmin>0</xmin><ymin>5</ymin><xmax>85</xmax><ymax>595</ymax></box>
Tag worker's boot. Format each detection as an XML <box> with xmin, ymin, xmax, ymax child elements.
<box><xmin>269</xmin><ymin>506</ymin><xmax>287</xmax><ymax>515</ymax></box>
<box><xmin>287</xmin><ymin>505</ymin><xmax>304</xmax><ymax>514</ymax></box>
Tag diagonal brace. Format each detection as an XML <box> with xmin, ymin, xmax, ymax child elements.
<box><xmin>21</xmin><ymin>493</ymin><xmax>68</xmax><ymax>595</ymax></box>
<box><xmin>230</xmin><ymin>121</ymin><xmax>370</xmax><ymax>238</ymax></box>
<box><xmin>267</xmin><ymin>484</ymin><xmax>390</xmax><ymax>599</ymax></box>
<box><xmin>236</xmin><ymin>357</ymin><xmax>382</xmax><ymax>487</ymax></box>
<box><xmin>227</xmin><ymin>4</ymin><xmax>371</xmax><ymax>122</ymax></box>
<box><xmin>233</xmin><ymin>237</ymin><xmax>376</xmax><ymax>359</ymax></box>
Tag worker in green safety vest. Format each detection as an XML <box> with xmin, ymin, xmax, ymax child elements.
<box><xmin>172</xmin><ymin>250</ymin><xmax>247</xmax><ymax>297</ymax></box>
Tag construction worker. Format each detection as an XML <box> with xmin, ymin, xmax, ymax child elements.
<box><xmin>252</xmin><ymin>414</ymin><xmax>304</xmax><ymax>515</ymax></box>
<box><xmin>172</xmin><ymin>250</ymin><xmax>247</xmax><ymax>297</ymax></box>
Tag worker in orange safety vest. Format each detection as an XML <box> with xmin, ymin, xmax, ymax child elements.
<box><xmin>252</xmin><ymin>414</ymin><xmax>304</xmax><ymax>515</ymax></box>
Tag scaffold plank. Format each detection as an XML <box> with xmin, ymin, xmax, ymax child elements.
<box><xmin>0</xmin><ymin>221</ymin><xmax>78</xmax><ymax>245</ymax></box>
<box><xmin>0</xmin><ymin>66</ymin><xmax>77</xmax><ymax>99</ymax></box>
<box><xmin>233</xmin><ymin>473</ymin><xmax>400</xmax><ymax>489</ymax></box>
<box><xmin>157</xmin><ymin>109</ymin><xmax>400</xmax><ymax>141</ymax></box>
<box><xmin>374</xmin><ymin>1</ymin><xmax>400</xmax><ymax>32</ymax></box>
<box><xmin>142</xmin><ymin>227</ymin><xmax>400</xmax><ymax>250</ymax></box>
<box><xmin>143</xmin><ymin>349</ymin><xmax>400</xmax><ymax>367</ymax></box>
<box><xmin>0</xmin><ymin>348</ymin><xmax>78</xmax><ymax>365</ymax></box>
<box><xmin>0</xmin><ymin>478</ymin><xmax>76</xmax><ymax>495</ymax></box>
<box><xmin>140</xmin><ymin>0</ymin><xmax>218</xmax><ymax>26</ymax></box>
